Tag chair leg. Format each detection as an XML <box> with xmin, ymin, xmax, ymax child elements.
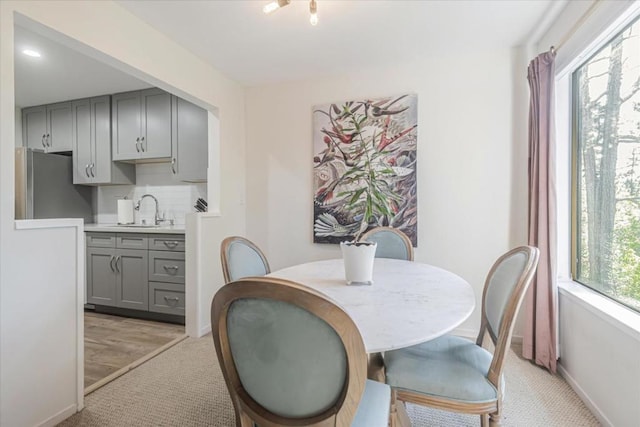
<box><xmin>489</xmin><ymin>411</ymin><xmax>502</xmax><ymax>426</ymax></box>
<box><xmin>480</xmin><ymin>414</ymin><xmax>490</xmax><ymax>427</ymax></box>
<box><xmin>389</xmin><ymin>389</ymin><xmax>398</xmax><ymax>427</ymax></box>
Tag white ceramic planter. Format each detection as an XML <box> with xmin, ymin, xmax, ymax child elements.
<box><xmin>340</xmin><ymin>241</ymin><xmax>377</xmax><ymax>285</ymax></box>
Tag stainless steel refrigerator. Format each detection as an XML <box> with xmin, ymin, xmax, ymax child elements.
<box><xmin>15</xmin><ymin>148</ymin><xmax>93</xmax><ymax>222</ymax></box>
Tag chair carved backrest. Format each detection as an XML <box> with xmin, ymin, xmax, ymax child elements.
<box><xmin>220</xmin><ymin>236</ymin><xmax>271</xmax><ymax>284</ymax></box>
<box><xmin>211</xmin><ymin>277</ymin><xmax>368</xmax><ymax>427</ymax></box>
<box><xmin>360</xmin><ymin>227</ymin><xmax>414</xmax><ymax>261</ymax></box>
<box><xmin>476</xmin><ymin>246</ymin><xmax>540</xmax><ymax>389</ymax></box>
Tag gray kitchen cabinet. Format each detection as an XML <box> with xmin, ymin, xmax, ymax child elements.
<box><xmin>171</xmin><ymin>96</ymin><xmax>208</xmax><ymax>182</ymax></box>
<box><xmin>23</xmin><ymin>102</ymin><xmax>73</xmax><ymax>152</ymax></box>
<box><xmin>86</xmin><ymin>232</ymin><xmax>148</xmax><ymax>310</ymax></box>
<box><xmin>72</xmin><ymin>96</ymin><xmax>135</xmax><ymax>185</ymax></box>
<box><xmin>112</xmin><ymin>88</ymin><xmax>172</xmax><ymax>161</ymax></box>
<box><xmin>86</xmin><ymin>232</ymin><xmax>184</xmax><ymax>318</ymax></box>
<box><xmin>116</xmin><ymin>249</ymin><xmax>149</xmax><ymax>310</ymax></box>
<box><xmin>149</xmin><ymin>282</ymin><xmax>185</xmax><ymax>316</ymax></box>
<box><xmin>86</xmin><ymin>247</ymin><xmax>117</xmax><ymax>307</ymax></box>
<box><xmin>149</xmin><ymin>250</ymin><xmax>185</xmax><ymax>284</ymax></box>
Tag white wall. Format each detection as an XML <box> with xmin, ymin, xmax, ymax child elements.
<box><xmin>245</xmin><ymin>49</ymin><xmax>520</xmax><ymax>335</ymax></box>
<box><xmin>0</xmin><ymin>1</ymin><xmax>246</xmax><ymax>426</ymax></box>
<box><xmin>535</xmin><ymin>1</ymin><xmax>640</xmax><ymax>426</ymax></box>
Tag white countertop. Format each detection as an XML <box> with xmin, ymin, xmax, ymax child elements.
<box><xmin>85</xmin><ymin>223</ymin><xmax>185</xmax><ymax>234</ymax></box>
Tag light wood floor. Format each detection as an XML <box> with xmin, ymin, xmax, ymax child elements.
<box><xmin>84</xmin><ymin>312</ymin><xmax>185</xmax><ymax>389</ymax></box>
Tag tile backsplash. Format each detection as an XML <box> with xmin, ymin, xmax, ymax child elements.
<box><xmin>95</xmin><ymin>163</ymin><xmax>207</xmax><ymax>226</ymax></box>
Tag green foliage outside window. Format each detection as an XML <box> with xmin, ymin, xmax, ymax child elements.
<box><xmin>573</xmin><ymin>16</ymin><xmax>640</xmax><ymax>311</ymax></box>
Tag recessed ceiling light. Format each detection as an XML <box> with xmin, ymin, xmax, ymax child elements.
<box><xmin>22</xmin><ymin>49</ymin><xmax>41</xmax><ymax>58</ymax></box>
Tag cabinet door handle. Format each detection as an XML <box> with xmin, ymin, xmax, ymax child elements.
<box><xmin>163</xmin><ymin>241</ymin><xmax>179</xmax><ymax>249</ymax></box>
<box><xmin>140</xmin><ymin>136</ymin><xmax>145</xmax><ymax>152</ymax></box>
<box><xmin>163</xmin><ymin>265</ymin><xmax>179</xmax><ymax>274</ymax></box>
<box><xmin>109</xmin><ymin>255</ymin><xmax>115</xmax><ymax>272</ymax></box>
<box><xmin>46</xmin><ymin>133</ymin><xmax>50</xmax><ymax>146</ymax></box>
<box><xmin>42</xmin><ymin>134</ymin><xmax>46</xmax><ymax>148</ymax></box>
<box><xmin>135</xmin><ymin>137</ymin><xmax>140</xmax><ymax>152</ymax></box>
<box><xmin>85</xmin><ymin>164</ymin><xmax>90</xmax><ymax>177</ymax></box>
<box><xmin>163</xmin><ymin>296</ymin><xmax>180</xmax><ymax>305</ymax></box>
<box><xmin>171</xmin><ymin>158</ymin><xmax>177</xmax><ymax>174</ymax></box>
<box><xmin>114</xmin><ymin>256</ymin><xmax>121</xmax><ymax>273</ymax></box>
<box><xmin>90</xmin><ymin>163</ymin><xmax>95</xmax><ymax>177</ymax></box>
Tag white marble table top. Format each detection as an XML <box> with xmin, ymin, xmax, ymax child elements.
<box><xmin>268</xmin><ymin>258</ymin><xmax>476</xmax><ymax>353</ymax></box>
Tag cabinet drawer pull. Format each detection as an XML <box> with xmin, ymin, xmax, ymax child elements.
<box><xmin>163</xmin><ymin>241</ymin><xmax>180</xmax><ymax>249</ymax></box>
<box><xmin>163</xmin><ymin>265</ymin><xmax>180</xmax><ymax>274</ymax></box>
<box><xmin>164</xmin><ymin>296</ymin><xmax>180</xmax><ymax>304</ymax></box>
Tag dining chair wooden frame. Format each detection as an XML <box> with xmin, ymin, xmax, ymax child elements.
<box><xmin>211</xmin><ymin>277</ymin><xmax>369</xmax><ymax>427</ymax></box>
<box><xmin>220</xmin><ymin>236</ymin><xmax>271</xmax><ymax>284</ymax></box>
<box><xmin>389</xmin><ymin>246</ymin><xmax>540</xmax><ymax>427</ymax></box>
<box><xmin>360</xmin><ymin>226</ymin><xmax>414</xmax><ymax>261</ymax></box>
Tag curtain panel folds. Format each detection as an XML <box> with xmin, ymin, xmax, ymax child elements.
<box><xmin>524</xmin><ymin>50</ymin><xmax>558</xmax><ymax>373</ymax></box>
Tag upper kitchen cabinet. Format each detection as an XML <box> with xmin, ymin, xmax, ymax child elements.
<box><xmin>171</xmin><ymin>96</ymin><xmax>208</xmax><ymax>182</ymax></box>
<box><xmin>72</xmin><ymin>96</ymin><xmax>135</xmax><ymax>185</ymax></box>
<box><xmin>112</xmin><ymin>88</ymin><xmax>172</xmax><ymax>161</ymax></box>
<box><xmin>22</xmin><ymin>102</ymin><xmax>73</xmax><ymax>152</ymax></box>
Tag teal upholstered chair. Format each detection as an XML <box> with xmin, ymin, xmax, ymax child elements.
<box><xmin>220</xmin><ymin>236</ymin><xmax>271</xmax><ymax>284</ymax></box>
<box><xmin>384</xmin><ymin>246</ymin><xmax>539</xmax><ymax>427</ymax></box>
<box><xmin>211</xmin><ymin>277</ymin><xmax>391</xmax><ymax>427</ymax></box>
<box><xmin>361</xmin><ymin>227</ymin><xmax>414</xmax><ymax>261</ymax></box>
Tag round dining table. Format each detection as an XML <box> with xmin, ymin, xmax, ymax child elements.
<box><xmin>268</xmin><ymin>258</ymin><xmax>476</xmax><ymax>354</ymax></box>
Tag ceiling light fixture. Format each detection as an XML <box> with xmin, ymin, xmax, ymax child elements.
<box><xmin>263</xmin><ymin>0</ymin><xmax>319</xmax><ymax>26</ymax></box>
<box><xmin>22</xmin><ymin>49</ymin><xmax>41</xmax><ymax>58</ymax></box>
<box><xmin>263</xmin><ymin>0</ymin><xmax>290</xmax><ymax>15</ymax></box>
<box><xmin>309</xmin><ymin>0</ymin><xmax>318</xmax><ymax>26</ymax></box>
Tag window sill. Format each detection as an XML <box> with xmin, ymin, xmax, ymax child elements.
<box><xmin>558</xmin><ymin>280</ymin><xmax>640</xmax><ymax>341</ymax></box>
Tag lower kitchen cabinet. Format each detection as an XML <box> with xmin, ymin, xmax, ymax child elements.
<box><xmin>86</xmin><ymin>232</ymin><xmax>184</xmax><ymax>319</ymax></box>
<box><xmin>116</xmin><ymin>249</ymin><xmax>149</xmax><ymax>310</ymax></box>
<box><xmin>86</xmin><ymin>246</ymin><xmax>148</xmax><ymax>310</ymax></box>
<box><xmin>149</xmin><ymin>282</ymin><xmax>185</xmax><ymax>316</ymax></box>
<box><xmin>86</xmin><ymin>247</ymin><xmax>117</xmax><ymax>306</ymax></box>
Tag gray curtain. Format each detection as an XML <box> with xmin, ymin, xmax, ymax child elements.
<box><xmin>524</xmin><ymin>50</ymin><xmax>558</xmax><ymax>373</ymax></box>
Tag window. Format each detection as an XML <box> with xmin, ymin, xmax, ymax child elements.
<box><xmin>572</xmin><ymin>16</ymin><xmax>640</xmax><ymax>312</ymax></box>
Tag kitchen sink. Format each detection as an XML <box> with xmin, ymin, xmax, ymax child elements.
<box><xmin>111</xmin><ymin>224</ymin><xmax>161</xmax><ymax>228</ymax></box>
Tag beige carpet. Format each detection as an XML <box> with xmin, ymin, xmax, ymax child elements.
<box><xmin>59</xmin><ymin>337</ymin><xmax>599</xmax><ymax>426</ymax></box>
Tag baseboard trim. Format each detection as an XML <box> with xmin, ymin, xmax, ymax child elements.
<box><xmin>85</xmin><ymin>334</ymin><xmax>188</xmax><ymax>395</ymax></box>
<box><xmin>557</xmin><ymin>363</ymin><xmax>613</xmax><ymax>427</ymax></box>
<box><xmin>36</xmin><ymin>404</ymin><xmax>77</xmax><ymax>427</ymax></box>
<box><xmin>198</xmin><ymin>324</ymin><xmax>212</xmax><ymax>337</ymax></box>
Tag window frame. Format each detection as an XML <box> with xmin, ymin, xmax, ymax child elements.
<box><xmin>569</xmin><ymin>14</ymin><xmax>640</xmax><ymax>313</ymax></box>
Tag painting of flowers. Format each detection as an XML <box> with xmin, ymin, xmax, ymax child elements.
<box><xmin>313</xmin><ymin>94</ymin><xmax>418</xmax><ymax>245</ymax></box>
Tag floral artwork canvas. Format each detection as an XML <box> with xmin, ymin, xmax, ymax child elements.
<box><xmin>313</xmin><ymin>94</ymin><xmax>418</xmax><ymax>245</ymax></box>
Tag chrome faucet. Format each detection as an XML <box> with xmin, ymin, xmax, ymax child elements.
<box><xmin>135</xmin><ymin>194</ymin><xmax>162</xmax><ymax>225</ymax></box>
